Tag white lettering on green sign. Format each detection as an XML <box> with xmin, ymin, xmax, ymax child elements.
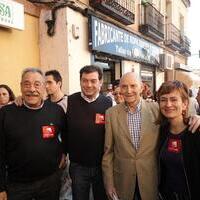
<box><xmin>0</xmin><ymin>2</ymin><xmax>11</xmax><ymax>18</ymax></box>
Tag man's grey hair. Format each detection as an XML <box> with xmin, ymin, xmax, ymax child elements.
<box><xmin>21</xmin><ymin>67</ymin><xmax>44</xmax><ymax>81</ymax></box>
<box><xmin>120</xmin><ymin>72</ymin><xmax>142</xmax><ymax>85</ymax></box>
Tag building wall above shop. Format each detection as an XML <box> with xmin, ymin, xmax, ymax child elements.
<box><xmin>39</xmin><ymin>9</ymin><xmax>69</xmax><ymax>94</ymax></box>
<box><xmin>0</xmin><ymin>14</ymin><xmax>40</xmax><ymax>95</ymax></box>
<box><xmin>15</xmin><ymin>0</ymin><xmax>40</xmax><ymax>17</ymax></box>
<box><xmin>121</xmin><ymin>61</ymin><xmax>140</xmax><ymax>77</ymax></box>
<box><xmin>66</xmin><ymin>7</ymin><xmax>91</xmax><ymax>94</ymax></box>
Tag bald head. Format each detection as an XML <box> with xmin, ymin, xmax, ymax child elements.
<box><xmin>120</xmin><ymin>72</ymin><xmax>141</xmax><ymax>86</ymax></box>
<box><xmin>119</xmin><ymin>72</ymin><xmax>143</xmax><ymax>109</ymax></box>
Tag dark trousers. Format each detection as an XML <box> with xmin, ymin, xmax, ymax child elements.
<box><xmin>69</xmin><ymin>162</ymin><xmax>108</xmax><ymax>200</ymax></box>
<box><xmin>7</xmin><ymin>170</ymin><xmax>62</xmax><ymax>200</ymax></box>
<box><xmin>133</xmin><ymin>177</ymin><xmax>142</xmax><ymax>200</ymax></box>
<box><xmin>159</xmin><ymin>191</ymin><xmax>189</xmax><ymax>200</ymax></box>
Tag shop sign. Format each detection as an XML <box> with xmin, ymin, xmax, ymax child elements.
<box><xmin>89</xmin><ymin>16</ymin><xmax>163</xmax><ymax>66</ymax></box>
<box><xmin>0</xmin><ymin>0</ymin><xmax>24</xmax><ymax>30</ymax></box>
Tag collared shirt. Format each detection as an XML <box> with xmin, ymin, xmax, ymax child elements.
<box><xmin>23</xmin><ymin>100</ymin><xmax>44</xmax><ymax>110</ymax></box>
<box><xmin>127</xmin><ymin>100</ymin><xmax>142</xmax><ymax>150</ymax></box>
<box><xmin>81</xmin><ymin>92</ymin><xmax>99</xmax><ymax>103</ymax></box>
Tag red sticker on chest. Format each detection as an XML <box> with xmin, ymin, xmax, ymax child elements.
<box><xmin>168</xmin><ymin>138</ymin><xmax>182</xmax><ymax>153</ymax></box>
<box><xmin>42</xmin><ymin>125</ymin><xmax>56</xmax><ymax>139</ymax></box>
<box><xmin>95</xmin><ymin>113</ymin><xmax>105</xmax><ymax>124</ymax></box>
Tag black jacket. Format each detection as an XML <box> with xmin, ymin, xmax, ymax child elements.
<box><xmin>0</xmin><ymin>101</ymin><xmax>67</xmax><ymax>192</ymax></box>
<box><xmin>66</xmin><ymin>92</ymin><xmax>112</xmax><ymax>166</ymax></box>
<box><xmin>159</xmin><ymin>122</ymin><xmax>200</xmax><ymax>200</ymax></box>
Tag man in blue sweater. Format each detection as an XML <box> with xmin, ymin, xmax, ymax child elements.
<box><xmin>67</xmin><ymin>65</ymin><xmax>112</xmax><ymax>200</ymax></box>
<box><xmin>0</xmin><ymin>68</ymin><xmax>67</xmax><ymax>200</ymax></box>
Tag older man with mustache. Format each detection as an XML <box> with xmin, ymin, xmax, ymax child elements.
<box><xmin>0</xmin><ymin>68</ymin><xmax>67</xmax><ymax>200</ymax></box>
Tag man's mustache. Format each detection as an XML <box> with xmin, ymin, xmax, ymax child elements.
<box><xmin>25</xmin><ymin>92</ymin><xmax>39</xmax><ymax>96</ymax></box>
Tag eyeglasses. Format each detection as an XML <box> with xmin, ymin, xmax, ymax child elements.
<box><xmin>22</xmin><ymin>81</ymin><xmax>43</xmax><ymax>89</ymax></box>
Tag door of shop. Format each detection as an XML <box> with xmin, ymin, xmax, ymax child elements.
<box><xmin>140</xmin><ymin>66</ymin><xmax>156</xmax><ymax>99</ymax></box>
<box><xmin>92</xmin><ymin>56</ymin><xmax>121</xmax><ymax>93</ymax></box>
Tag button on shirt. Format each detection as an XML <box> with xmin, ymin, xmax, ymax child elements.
<box><xmin>127</xmin><ymin>100</ymin><xmax>142</xmax><ymax>150</ymax></box>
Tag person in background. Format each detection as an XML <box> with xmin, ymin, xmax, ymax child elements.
<box><xmin>0</xmin><ymin>68</ymin><xmax>67</xmax><ymax>200</ymax></box>
<box><xmin>45</xmin><ymin>70</ymin><xmax>71</xmax><ymax>200</ymax></box>
<box><xmin>157</xmin><ymin>80</ymin><xmax>200</xmax><ymax>199</ymax></box>
<box><xmin>112</xmin><ymin>80</ymin><xmax>124</xmax><ymax>105</ymax></box>
<box><xmin>142</xmin><ymin>82</ymin><xmax>154</xmax><ymax>100</ymax></box>
<box><xmin>0</xmin><ymin>84</ymin><xmax>15</xmax><ymax>109</ymax></box>
<box><xmin>106</xmin><ymin>83</ymin><xmax>115</xmax><ymax>106</ymax></box>
<box><xmin>67</xmin><ymin>65</ymin><xmax>112</xmax><ymax>200</ymax></box>
<box><xmin>188</xmin><ymin>88</ymin><xmax>199</xmax><ymax>114</ymax></box>
<box><xmin>196</xmin><ymin>87</ymin><xmax>200</xmax><ymax>110</ymax></box>
<box><xmin>45</xmin><ymin>70</ymin><xmax>68</xmax><ymax>113</ymax></box>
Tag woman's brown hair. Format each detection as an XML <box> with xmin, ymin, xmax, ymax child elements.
<box><xmin>0</xmin><ymin>84</ymin><xmax>15</xmax><ymax>102</ymax></box>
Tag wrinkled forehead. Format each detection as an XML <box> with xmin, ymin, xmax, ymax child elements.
<box><xmin>120</xmin><ymin>73</ymin><xmax>142</xmax><ymax>86</ymax></box>
<box><xmin>22</xmin><ymin>72</ymin><xmax>44</xmax><ymax>83</ymax></box>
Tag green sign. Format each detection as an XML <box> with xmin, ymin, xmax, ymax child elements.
<box><xmin>0</xmin><ymin>0</ymin><xmax>24</xmax><ymax>30</ymax></box>
<box><xmin>0</xmin><ymin>2</ymin><xmax>11</xmax><ymax>18</ymax></box>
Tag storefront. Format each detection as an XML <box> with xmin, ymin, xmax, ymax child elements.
<box><xmin>88</xmin><ymin>15</ymin><xmax>163</xmax><ymax>92</ymax></box>
<box><xmin>140</xmin><ymin>65</ymin><xmax>156</xmax><ymax>95</ymax></box>
<box><xmin>92</xmin><ymin>55</ymin><xmax>121</xmax><ymax>92</ymax></box>
<box><xmin>39</xmin><ymin>8</ymin><xmax>164</xmax><ymax>95</ymax></box>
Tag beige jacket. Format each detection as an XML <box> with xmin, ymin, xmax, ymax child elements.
<box><xmin>102</xmin><ymin>100</ymin><xmax>160</xmax><ymax>200</ymax></box>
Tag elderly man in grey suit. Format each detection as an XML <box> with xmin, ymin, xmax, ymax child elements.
<box><xmin>102</xmin><ymin>72</ymin><xmax>200</xmax><ymax>200</ymax></box>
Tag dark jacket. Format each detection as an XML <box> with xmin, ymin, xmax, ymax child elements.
<box><xmin>0</xmin><ymin>101</ymin><xmax>67</xmax><ymax>192</ymax></box>
<box><xmin>66</xmin><ymin>92</ymin><xmax>112</xmax><ymax>167</ymax></box>
<box><xmin>159</xmin><ymin>122</ymin><xmax>200</xmax><ymax>200</ymax></box>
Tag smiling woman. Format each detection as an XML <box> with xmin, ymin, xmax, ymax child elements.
<box><xmin>157</xmin><ymin>80</ymin><xmax>200</xmax><ymax>200</ymax></box>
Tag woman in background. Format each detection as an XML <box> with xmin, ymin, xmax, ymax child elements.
<box><xmin>157</xmin><ymin>80</ymin><xmax>200</xmax><ymax>200</ymax></box>
<box><xmin>0</xmin><ymin>84</ymin><xmax>15</xmax><ymax>108</ymax></box>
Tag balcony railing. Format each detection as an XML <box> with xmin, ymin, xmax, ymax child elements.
<box><xmin>180</xmin><ymin>35</ymin><xmax>191</xmax><ymax>56</ymax></box>
<box><xmin>165</xmin><ymin>23</ymin><xmax>182</xmax><ymax>51</ymax></box>
<box><xmin>139</xmin><ymin>2</ymin><xmax>164</xmax><ymax>41</ymax></box>
<box><xmin>89</xmin><ymin>0</ymin><xmax>135</xmax><ymax>25</ymax></box>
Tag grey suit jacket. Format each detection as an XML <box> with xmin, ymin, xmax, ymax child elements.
<box><xmin>102</xmin><ymin>99</ymin><xmax>160</xmax><ymax>200</ymax></box>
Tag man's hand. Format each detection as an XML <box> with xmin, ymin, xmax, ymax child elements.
<box><xmin>106</xmin><ymin>185</ymin><xmax>119</xmax><ymax>200</ymax></box>
<box><xmin>188</xmin><ymin>115</ymin><xmax>200</xmax><ymax>133</ymax></box>
<box><xmin>0</xmin><ymin>191</ymin><xmax>7</xmax><ymax>200</ymax></box>
<box><xmin>14</xmin><ymin>96</ymin><xmax>23</xmax><ymax>106</ymax></box>
<box><xmin>59</xmin><ymin>154</ymin><xmax>67</xmax><ymax>169</ymax></box>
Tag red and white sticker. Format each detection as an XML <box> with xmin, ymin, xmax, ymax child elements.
<box><xmin>95</xmin><ymin>113</ymin><xmax>105</xmax><ymax>124</ymax></box>
<box><xmin>42</xmin><ymin>125</ymin><xmax>56</xmax><ymax>139</ymax></box>
<box><xmin>168</xmin><ymin>138</ymin><xmax>182</xmax><ymax>153</ymax></box>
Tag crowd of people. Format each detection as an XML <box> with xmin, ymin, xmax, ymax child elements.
<box><xmin>0</xmin><ymin>65</ymin><xmax>200</xmax><ymax>200</ymax></box>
